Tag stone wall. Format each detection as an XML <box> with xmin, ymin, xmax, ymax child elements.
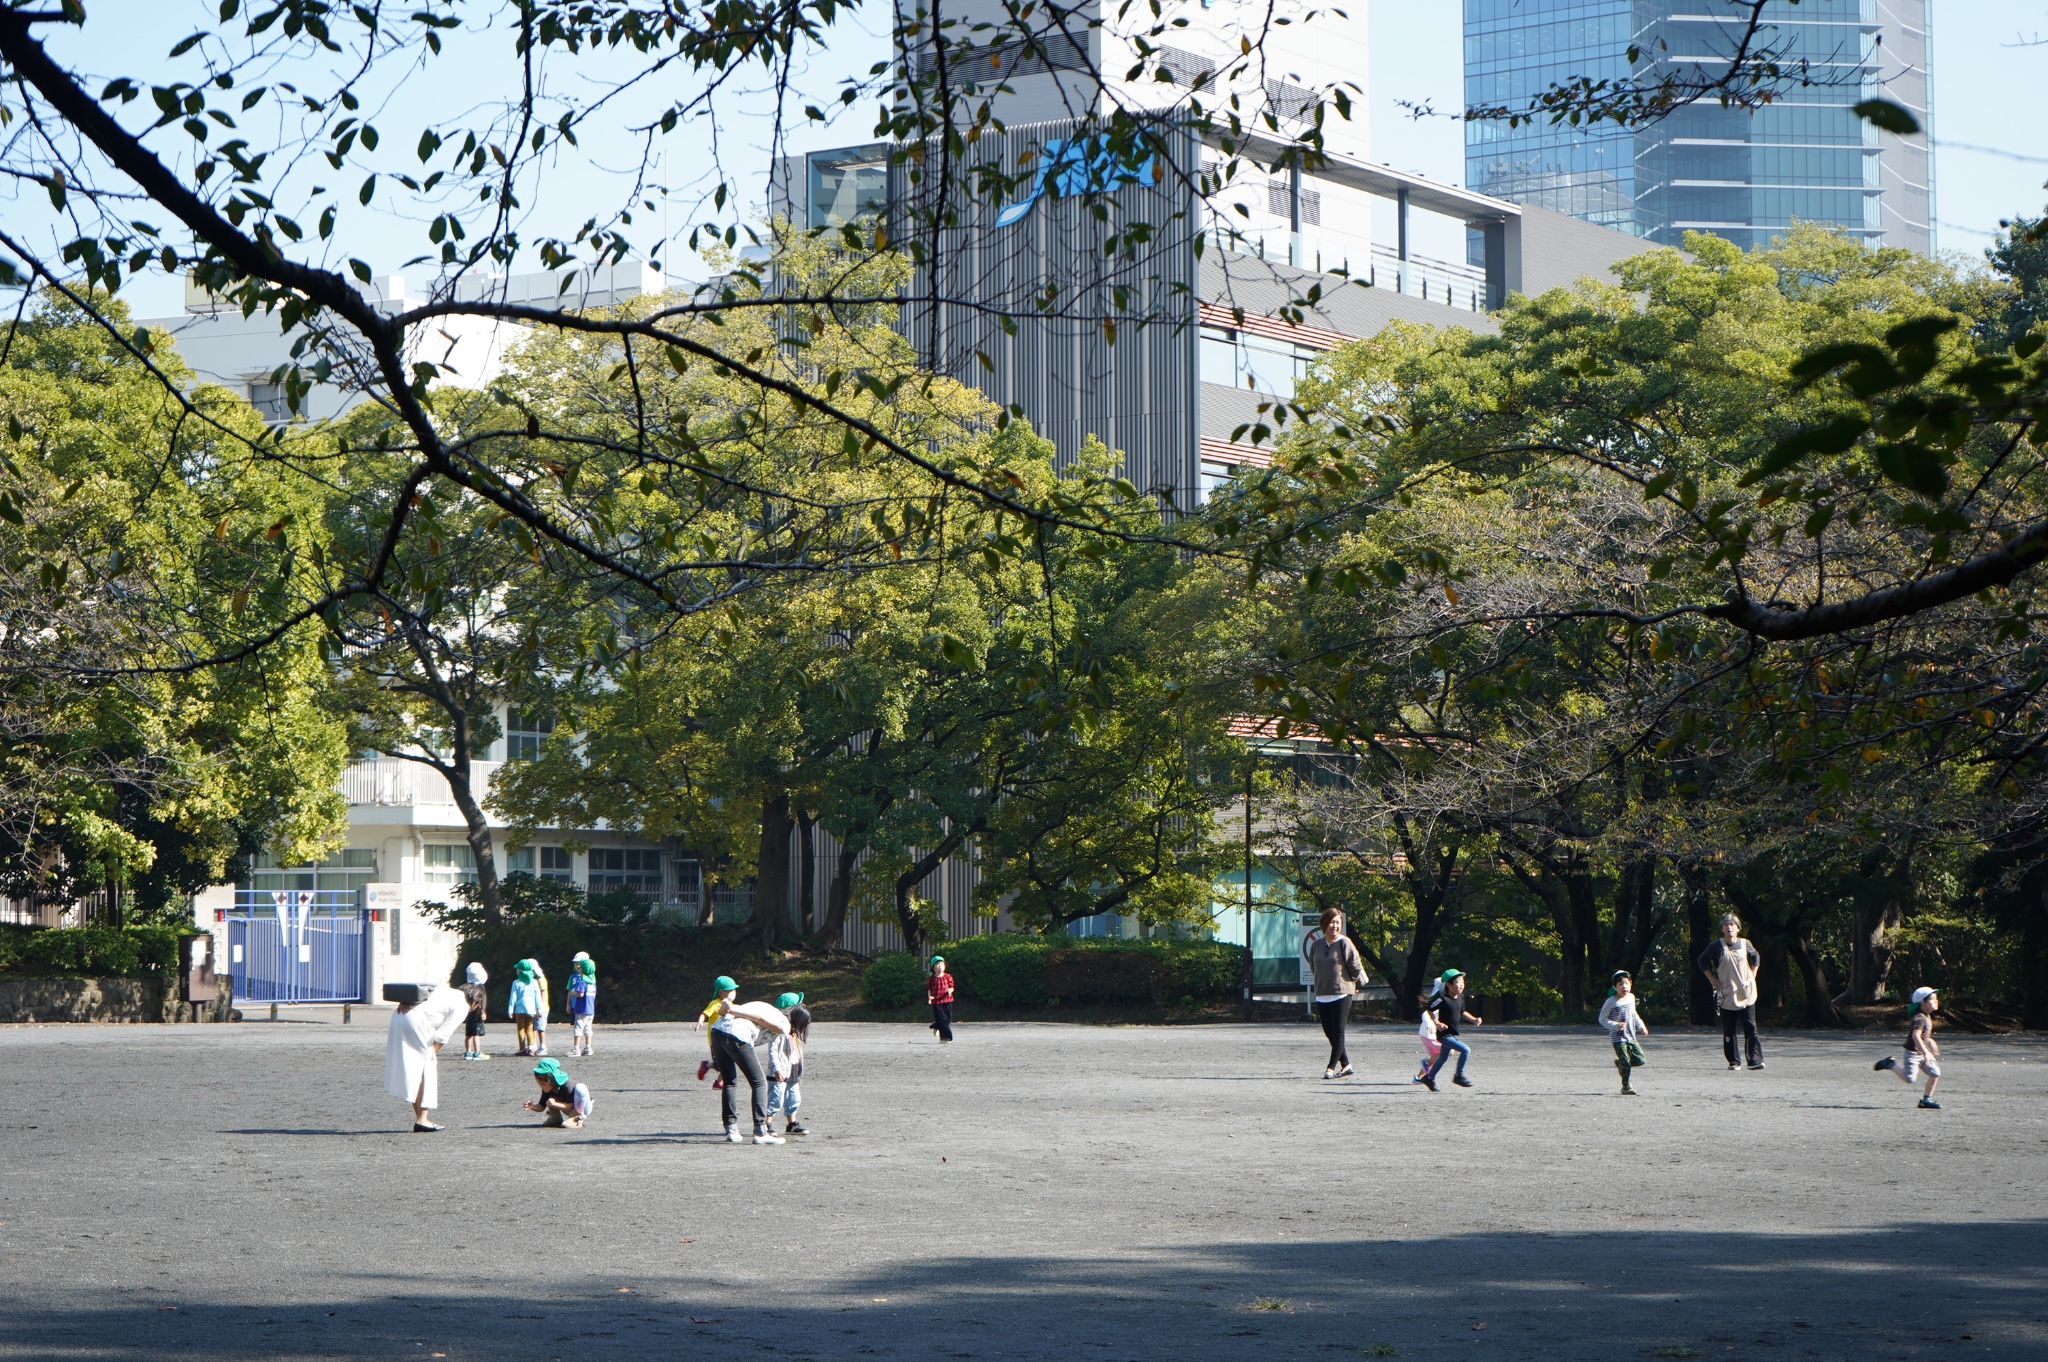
<box><xmin>0</xmin><ymin>977</ymin><xmax>239</xmax><ymax>1023</ymax></box>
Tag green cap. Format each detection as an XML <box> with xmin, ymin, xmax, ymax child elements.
<box><xmin>532</xmin><ymin>1058</ymin><xmax>566</xmax><ymax>1084</ymax></box>
<box><xmin>514</xmin><ymin>960</ymin><xmax>535</xmax><ymax>983</ymax></box>
<box><xmin>1612</xmin><ymin>969</ymin><xmax>1631</xmax><ymax>981</ymax></box>
<box><xmin>1439</xmin><ymin>968</ymin><xmax>1464</xmax><ymax>981</ymax></box>
<box><xmin>713</xmin><ymin>975</ymin><xmax>737</xmax><ymax>993</ymax></box>
<box><xmin>776</xmin><ymin>992</ymin><xmax>804</xmax><ymax>1009</ymax></box>
<box><xmin>930</xmin><ymin>955</ymin><xmax>946</xmax><ymax>965</ymax></box>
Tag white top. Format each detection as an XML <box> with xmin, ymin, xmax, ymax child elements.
<box><xmin>1598</xmin><ymin>993</ymin><xmax>1645</xmax><ymax>1042</ymax></box>
<box><xmin>1417</xmin><ymin>1010</ymin><xmax>1439</xmax><ymax>1042</ymax></box>
<box><xmin>711</xmin><ymin>1000</ymin><xmax>790</xmax><ymax>1047</ymax></box>
<box><xmin>383</xmin><ymin>986</ymin><xmax>469</xmax><ymax>1109</ymax></box>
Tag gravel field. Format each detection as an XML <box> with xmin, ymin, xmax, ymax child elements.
<box><xmin>0</xmin><ymin>1016</ymin><xmax>2043</xmax><ymax>1361</ymax></box>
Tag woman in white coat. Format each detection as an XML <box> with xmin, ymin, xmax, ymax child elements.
<box><xmin>384</xmin><ymin>985</ymin><xmax>470</xmax><ymax>1131</ymax></box>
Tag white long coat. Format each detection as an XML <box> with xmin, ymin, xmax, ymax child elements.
<box><xmin>383</xmin><ymin>986</ymin><xmax>470</xmax><ymax>1109</ymax></box>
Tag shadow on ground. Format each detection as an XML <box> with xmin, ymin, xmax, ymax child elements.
<box><xmin>6</xmin><ymin>1221</ymin><xmax>2042</xmax><ymax>1361</ymax></box>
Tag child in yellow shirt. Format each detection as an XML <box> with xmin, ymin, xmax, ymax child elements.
<box><xmin>694</xmin><ymin>975</ymin><xmax>738</xmax><ymax>1085</ymax></box>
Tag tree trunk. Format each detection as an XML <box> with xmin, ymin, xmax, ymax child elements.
<box><xmin>1757</xmin><ymin>941</ymin><xmax>1789</xmax><ymax>1014</ymax></box>
<box><xmin>1846</xmin><ymin>900</ymin><xmax>1900</xmax><ymax>1004</ymax></box>
<box><xmin>796</xmin><ymin>811</ymin><xmax>817</xmax><ymax>938</ymax></box>
<box><xmin>814</xmin><ymin>827</ymin><xmax>865</xmax><ymax>949</ymax></box>
<box><xmin>892</xmin><ymin>823</ymin><xmax>981</xmax><ymax>963</ymax></box>
<box><xmin>1504</xmin><ymin>848</ymin><xmax>1582</xmax><ymax>1013</ymax></box>
<box><xmin>1786</xmin><ymin>926</ymin><xmax>1845</xmax><ymax>1027</ymax></box>
<box><xmin>1567</xmin><ymin>867</ymin><xmax>1604</xmax><ymax>1003</ymax></box>
<box><xmin>437</xmin><ymin>747</ymin><xmax>502</xmax><ymax>927</ymax></box>
<box><xmin>1683</xmin><ymin>864</ymin><xmax>1716</xmax><ymax>1026</ymax></box>
<box><xmin>756</xmin><ymin>792</ymin><xmax>793</xmax><ymax>953</ymax></box>
<box><xmin>2024</xmin><ymin>885</ymin><xmax>2048</xmax><ymax>1031</ymax></box>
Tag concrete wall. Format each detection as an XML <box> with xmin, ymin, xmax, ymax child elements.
<box><xmin>1509</xmin><ymin>202</ymin><xmax>1677</xmax><ymax>299</ymax></box>
<box><xmin>0</xmin><ymin>976</ymin><xmax>238</xmax><ymax>1024</ymax></box>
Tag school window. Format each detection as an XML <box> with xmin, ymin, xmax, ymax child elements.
<box><xmin>588</xmin><ymin>848</ymin><xmax>663</xmax><ymax>896</ymax></box>
<box><xmin>540</xmin><ymin>846</ymin><xmax>575</xmax><ymax>882</ymax></box>
<box><xmin>1199</xmin><ymin>460</ymin><xmax>1239</xmax><ymax>503</ymax></box>
<box><xmin>422</xmin><ymin>843</ymin><xmax>478</xmax><ymax>885</ymax></box>
<box><xmin>250</xmin><ymin>849</ymin><xmax>375</xmax><ymax>894</ymax></box>
<box><xmin>505</xmin><ymin>710</ymin><xmax>554</xmax><ymax>762</ymax></box>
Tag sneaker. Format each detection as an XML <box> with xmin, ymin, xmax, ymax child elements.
<box><xmin>697</xmin><ymin>1061</ymin><xmax>711</xmax><ymax>1081</ymax></box>
<box><xmin>712</xmin><ymin>1079</ymin><xmax>725</xmax><ymax>1090</ymax></box>
<box><xmin>1420</xmin><ymin>1075</ymin><xmax>1438</xmax><ymax>1092</ymax></box>
<box><xmin>785</xmin><ymin>1122</ymin><xmax>808</xmax><ymax>1137</ymax></box>
<box><xmin>725</xmin><ymin>1128</ymin><xmax>744</xmax><ymax>1143</ymax></box>
<box><xmin>1620</xmin><ymin>1087</ymin><xmax>1637</xmax><ymax>1096</ymax></box>
<box><xmin>475</xmin><ymin>1052</ymin><xmax>490</xmax><ymax>1060</ymax></box>
<box><xmin>1747</xmin><ymin>1062</ymin><xmax>1766</xmax><ymax>1071</ymax></box>
<box><xmin>1452</xmin><ymin>1077</ymin><xmax>1474</xmax><ymax>1088</ymax></box>
<box><xmin>1875</xmin><ymin>1056</ymin><xmax>1897</xmax><ymax>1072</ymax></box>
<box><xmin>752</xmin><ymin>1131</ymin><xmax>786</xmax><ymax>1145</ymax></box>
<box><xmin>1728</xmin><ymin>1062</ymin><xmax>1740</xmax><ymax>1071</ymax></box>
<box><xmin>1411</xmin><ymin>1073</ymin><xmax>1424</xmax><ymax>1084</ymax></box>
<box><xmin>1918</xmin><ymin>1097</ymin><xmax>1941</xmax><ymax>1110</ymax></box>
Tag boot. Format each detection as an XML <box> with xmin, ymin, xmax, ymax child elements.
<box><xmin>1616</xmin><ymin>1059</ymin><xmax>1636</xmax><ymax>1095</ymax></box>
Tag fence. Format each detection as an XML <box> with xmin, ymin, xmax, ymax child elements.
<box><xmin>224</xmin><ymin>890</ymin><xmax>369</xmax><ymax>1003</ymax></box>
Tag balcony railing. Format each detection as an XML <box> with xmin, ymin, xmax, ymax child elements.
<box><xmin>341</xmin><ymin>757</ymin><xmax>504</xmax><ymax>810</ymax></box>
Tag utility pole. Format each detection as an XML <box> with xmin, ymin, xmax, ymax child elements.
<box><xmin>1242</xmin><ymin>749</ymin><xmax>1255</xmax><ymax>1020</ymax></box>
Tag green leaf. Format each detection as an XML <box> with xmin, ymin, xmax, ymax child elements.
<box><xmin>1739</xmin><ymin>415</ymin><xmax>1868</xmax><ymax>487</ymax></box>
<box><xmin>1852</xmin><ymin>99</ymin><xmax>1921</xmax><ymax>135</ymax></box>
<box><xmin>1872</xmin><ymin>443</ymin><xmax>1951</xmax><ymax>501</ymax></box>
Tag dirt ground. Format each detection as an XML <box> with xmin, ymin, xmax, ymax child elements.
<box><xmin>0</xmin><ymin>1017</ymin><xmax>2043</xmax><ymax>1361</ymax></box>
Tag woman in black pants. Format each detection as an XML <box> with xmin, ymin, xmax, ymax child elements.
<box><xmin>709</xmin><ymin>999</ymin><xmax>790</xmax><ymax>1144</ymax></box>
<box><xmin>1307</xmin><ymin>908</ymin><xmax>1367</xmax><ymax>1079</ymax></box>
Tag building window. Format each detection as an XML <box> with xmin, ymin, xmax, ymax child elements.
<box><xmin>1199</xmin><ymin>460</ymin><xmax>1238</xmax><ymax>503</ymax></box>
<box><xmin>423</xmin><ymin>843</ymin><xmax>478</xmax><ymax>886</ymax></box>
<box><xmin>251</xmin><ymin>849</ymin><xmax>375</xmax><ymax>894</ymax></box>
<box><xmin>808</xmin><ymin>146</ymin><xmax>889</xmax><ymax>230</ymax></box>
<box><xmin>588</xmin><ymin>848</ymin><xmax>663</xmax><ymax>897</ymax></box>
<box><xmin>505</xmin><ymin>710</ymin><xmax>554</xmax><ymax>762</ymax></box>
<box><xmin>247</xmin><ymin>382</ymin><xmax>288</xmax><ymax>422</ymax></box>
<box><xmin>504</xmin><ymin>846</ymin><xmax>576</xmax><ymax>883</ymax></box>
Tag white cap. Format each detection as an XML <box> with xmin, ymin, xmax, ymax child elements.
<box><xmin>1910</xmin><ymin>986</ymin><xmax>1938</xmax><ymax>1006</ymax></box>
<box><xmin>571</xmin><ymin>951</ymin><xmax>592</xmax><ymax>962</ymax></box>
<box><xmin>465</xmin><ymin>962</ymin><xmax>488</xmax><ymax>985</ymax></box>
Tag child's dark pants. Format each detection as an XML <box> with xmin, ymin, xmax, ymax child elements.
<box><xmin>930</xmin><ymin>1002</ymin><xmax>954</xmax><ymax>1042</ymax></box>
<box><xmin>710</xmin><ymin>1028</ymin><xmax>768</xmax><ymax>1133</ymax></box>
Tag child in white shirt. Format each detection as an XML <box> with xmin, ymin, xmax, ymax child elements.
<box><xmin>1412</xmin><ymin>997</ymin><xmax>1441</xmax><ymax>1083</ymax></box>
<box><xmin>1598</xmin><ymin>970</ymin><xmax>1649</xmax><ymax>1096</ymax></box>
<box><xmin>1875</xmin><ymin>986</ymin><xmax>1942</xmax><ymax>1110</ymax></box>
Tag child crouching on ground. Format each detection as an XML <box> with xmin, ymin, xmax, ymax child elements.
<box><xmin>1875</xmin><ymin>986</ymin><xmax>1943</xmax><ymax>1109</ymax></box>
<box><xmin>695</xmin><ymin>975</ymin><xmax>738</xmax><ymax>1085</ymax></box>
<box><xmin>567</xmin><ymin>952</ymin><xmax>597</xmax><ymax>1057</ymax></box>
<box><xmin>524</xmin><ymin>1058</ymin><xmax>594</xmax><ymax>1128</ymax></box>
<box><xmin>766</xmin><ymin>991</ymin><xmax>809</xmax><ymax>1137</ymax></box>
<box><xmin>1598</xmin><ymin>969</ymin><xmax>1649</xmax><ymax>1095</ymax></box>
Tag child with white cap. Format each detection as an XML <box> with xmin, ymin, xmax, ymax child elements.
<box><xmin>460</xmin><ymin>962</ymin><xmax>491</xmax><ymax>1061</ymax></box>
<box><xmin>1874</xmin><ymin>986</ymin><xmax>1943</xmax><ymax>1109</ymax></box>
<box><xmin>567</xmin><ymin>952</ymin><xmax>597</xmax><ymax>1057</ymax></box>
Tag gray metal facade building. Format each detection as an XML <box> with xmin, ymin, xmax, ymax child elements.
<box><xmin>1464</xmin><ymin>0</ymin><xmax>1932</xmax><ymax>255</ymax></box>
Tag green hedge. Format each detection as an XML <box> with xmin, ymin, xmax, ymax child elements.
<box><xmin>860</xmin><ymin>934</ymin><xmax>1244</xmax><ymax>1009</ymax></box>
<box><xmin>452</xmin><ymin>919</ymin><xmax>773</xmax><ymax>1022</ymax></box>
<box><xmin>0</xmin><ymin>924</ymin><xmax>181</xmax><ymax>978</ymax></box>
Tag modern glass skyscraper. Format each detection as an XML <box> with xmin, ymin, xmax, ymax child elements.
<box><xmin>1464</xmin><ymin>0</ymin><xmax>1931</xmax><ymax>255</ymax></box>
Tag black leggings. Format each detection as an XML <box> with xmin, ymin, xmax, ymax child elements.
<box><xmin>1720</xmin><ymin>1006</ymin><xmax>1763</xmax><ymax>1067</ymax></box>
<box><xmin>1315</xmin><ymin>997</ymin><xmax>1351</xmax><ymax>1069</ymax></box>
<box><xmin>930</xmin><ymin>1002</ymin><xmax>954</xmax><ymax>1042</ymax></box>
<box><xmin>710</xmin><ymin>1028</ymin><xmax>767</xmax><ymax>1133</ymax></box>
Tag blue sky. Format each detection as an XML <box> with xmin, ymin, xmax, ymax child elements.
<box><xmin>13</xmin><ymin>1</ymin><xmax>2045</xmax><ymax>317</ymax></box>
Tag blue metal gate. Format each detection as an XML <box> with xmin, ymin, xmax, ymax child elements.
<box><xmin>227</xmin><ymin>891</ymin><xmax>368</xmax><ymax>1002</ymax></box>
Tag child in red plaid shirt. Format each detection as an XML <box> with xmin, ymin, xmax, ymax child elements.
<box><xmin>928</xmin><ymin>956</ymin><xmax>955</xmax><ymax>1044</ymax></box>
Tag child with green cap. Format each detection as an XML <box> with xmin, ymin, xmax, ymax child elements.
<box><xmin>567</xmin><ymin>952</ymin><xmax>597</xmax><ymax>1057</ymax></box>
<box><xmin>1598</xmin><ymin>970</ymin><xmax>1649</xmax><ymax>1096</ymax></box>
<box><xmin>1419</xmin><ymin>968</ymin><xmax>1481</xmax><ymax>1091</ymax></box>
<box><xmin>523</xmin><ymin>1058</ymin><xmax>593</xmax><ymax>1128</ymax></box>
<box><xmin>695</xmin><ymin>976</ymin><xmax>738</xmax><ymax>1084</ymax></box>
<box><xmin>766</xmin><ymin>992</ymin><xmax>810</xmax><ymax>1137</ymax></box>
<box><xmin>507</xmin><ymin>959</ymin><xmax>544</xmax><ymax>1057</ymax></box>
<box><xmin>927</xmin><ymin>956</ymin><xmax>955</xmax><ymax>1044</ymax></box>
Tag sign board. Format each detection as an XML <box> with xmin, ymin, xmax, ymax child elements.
<box><xmin>361</xmin><ymin>883</ymin><xmax>408</xmax><ymax>916</ymax></box>
<box><xmin>1297</xmin><ymin>913</ymin><xmax>1322</xmax><ymax>989</ymax></box>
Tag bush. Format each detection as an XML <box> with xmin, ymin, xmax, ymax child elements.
<box><xmin>860</xmin><ymin>952</ymin><xmax>927</xmax><ymax>1008</ymax></box>
<box><xmin>858</xmin><ymin>934</ymin><xmax>1246</xmax><ymax>1010</ymax></box>
<box><xmin>0</xmin><ymin>924</ymin><xmax>186</xmax><ymax>978</ymax></box>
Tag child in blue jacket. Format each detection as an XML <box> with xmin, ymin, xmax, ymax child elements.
<box><xmin>567</xmin><ymin>952</ymin><xmax>597</xmax><ymax>1057</ymax></box>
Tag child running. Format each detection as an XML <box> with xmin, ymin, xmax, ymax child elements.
<box><xmin>695</xmin><ymin>975</ymin><xmax>738</xmax><ymax>1084</ymax></box>
<box><xmin>460</xmin><ymin>961</ymin><xmax>491</xmax><ymax>1061</ymax></box>
<box><xmin>928</xmin><ymin>955</ymin><xmax>956</xmax><ymax>1044</ymax></box>
<box><xmin>1412</xmin><ymin>992</ymin><xmax>1441</xmax><ymax>1083</ymax></box>
<box><xmin>1598</xmin><ymin>969</ymin><xmax>1649</xmax><ymax>1096</ymax></box>
<box><xmin>766</xmin><ymin>991</ymin><xmax>809</xmax><ymax>1138</ymax></box>
<box><xmin>567</xmin><ymin>952</ymin><xmax>597</xmax><ymax>1057</ymax></box>
<box><xmin>523</xmin><ymin>1058</ymin><xmax>594</xmax><ymax>1128</ymax></box>
<box><xmin>1875</xmin><ymin>986</ymin><xmax>1943</xmax><ymax>1109</ymax></box>
<box><xmin>1419</xmin><ymin>968</ymin><xmax>1482</xmax><ymax>1092</ymax></box>
<box><xmin>507</xmin><ymin>959</ymin><xmax>544</xmax><ymax>1057</ymax></box>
